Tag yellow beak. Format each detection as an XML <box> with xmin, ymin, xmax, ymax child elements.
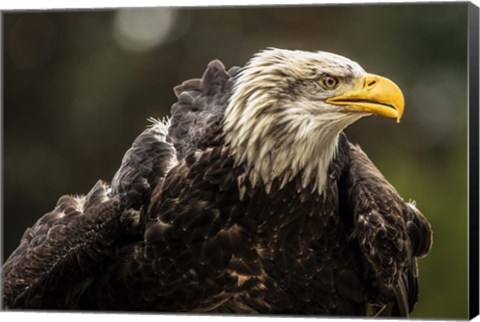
<box><xmin>325</xmin><ymin>73</ymin><xmax>405</xmax><ymax>123</ymax></box>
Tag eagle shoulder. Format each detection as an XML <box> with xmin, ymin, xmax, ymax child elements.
<box><xmin>110</xmin><ymin>118</ymin><xmax>177</xmax><ymax>210</ymax></box>
<box><xmin>340</xmin><ymin>138</ymin><xmax>432</xmax><ymax>316</ymax></box>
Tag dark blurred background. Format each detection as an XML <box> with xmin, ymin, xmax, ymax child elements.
<box><xmin>2</xmin><ymin>3</ymin><xmax>468</xmax><ymax>319</ymax></box>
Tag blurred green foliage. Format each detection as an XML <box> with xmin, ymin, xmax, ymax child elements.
<box><xmin>2</xmin><ymin>3</ymin><xmax>468</xmax><ymax>319</ymax></box>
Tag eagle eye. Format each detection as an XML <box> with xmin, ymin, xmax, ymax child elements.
<box><xmin>320</xmin><ymin>75</ymin><xmax>338</xmax><ymax>89</ymax></box>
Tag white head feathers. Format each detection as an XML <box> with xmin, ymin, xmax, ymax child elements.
<box><xmin>223</xmin><ymin>48</ymin><xmax>369</xmax><ymax>195</ymax></box>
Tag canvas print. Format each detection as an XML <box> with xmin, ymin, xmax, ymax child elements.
<box><xmin>1</xmin><ymin>2</ymin><xmax>475</xmax><ymax>319</ymax></box>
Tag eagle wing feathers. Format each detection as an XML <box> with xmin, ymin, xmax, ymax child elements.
<box><xmin>344</xmin><ymin>142</ymin><xmax>432</xmax><ymax>316</ymax></box>
<box><xmin>169</xmin><ymin>60</ymin><xmax>239</xmax><ymax>159</ymax></box>
<box><xmin>2</xmin><ymin>181</ymin><xmax>125</xmax><ymax>308</ymax></box>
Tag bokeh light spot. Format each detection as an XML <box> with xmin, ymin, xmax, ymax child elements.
<box><xmin>113</xmin><ymin>7</ymin><xmax>178</xmax><ymax>52</ymax></box>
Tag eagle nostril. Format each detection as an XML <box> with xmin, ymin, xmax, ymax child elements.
<box><xmin>366</xmin><ymin>79</ymin><xmax>377</xmax><ymax>88</ymax></box>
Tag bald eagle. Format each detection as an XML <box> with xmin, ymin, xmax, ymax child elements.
<box><xmin>2</xmin><ymin>48</ymin><xmax>432</xmax><ymax>316</ymax></box>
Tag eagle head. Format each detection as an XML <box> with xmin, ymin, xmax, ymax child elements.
<box><xmin>223</xmin><ymin>48</ymin><xmax>404</xmax><ymax>195</ymax></box>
